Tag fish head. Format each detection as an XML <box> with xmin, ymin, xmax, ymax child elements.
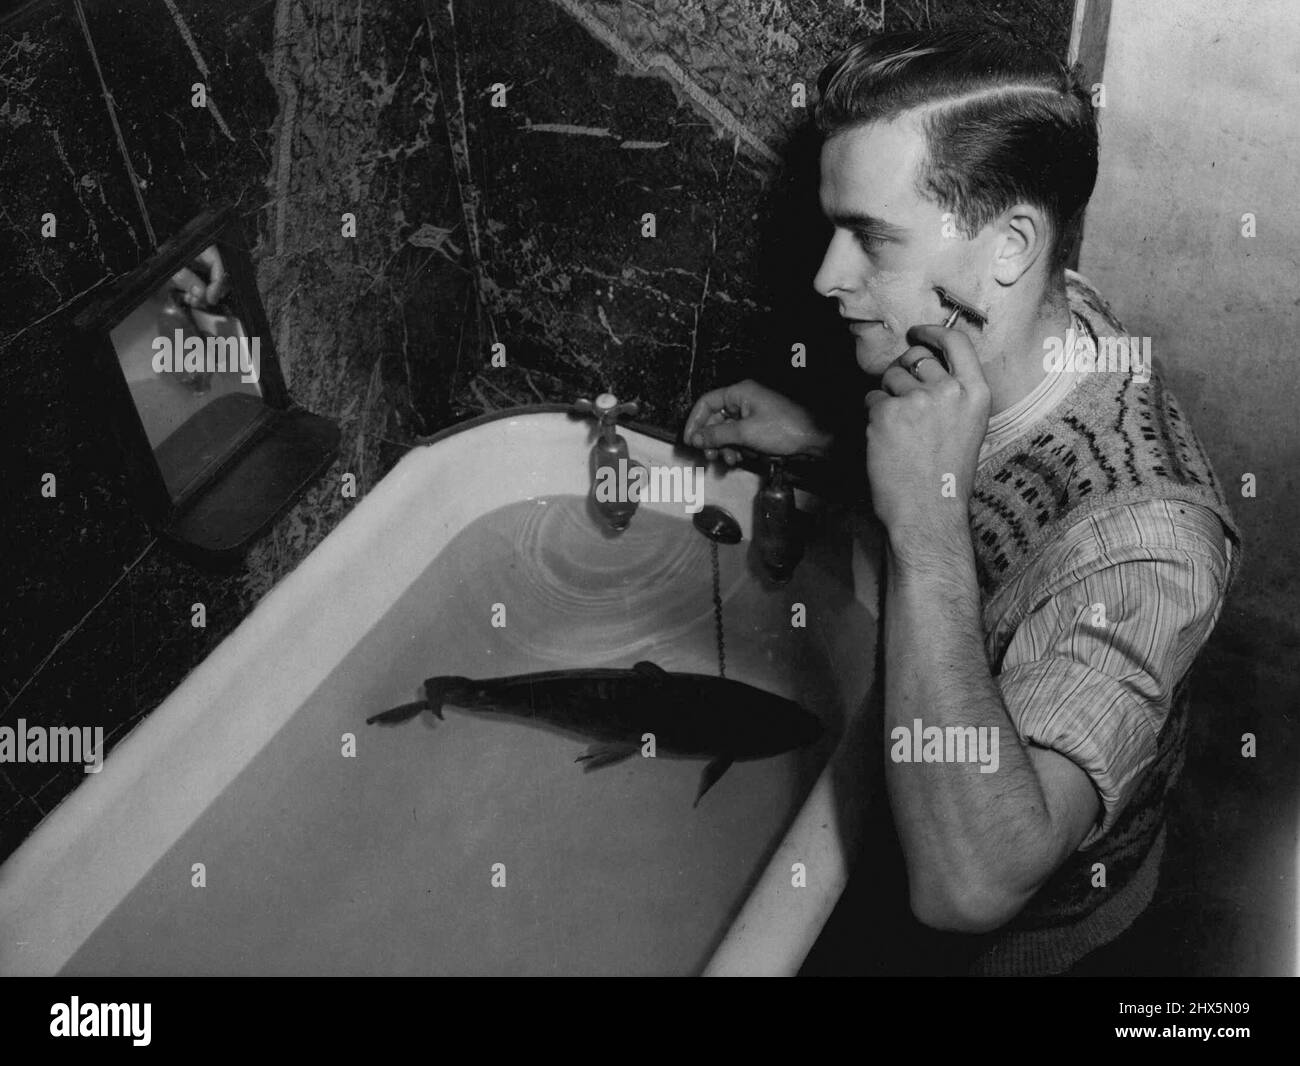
<box><xmin>729</xmin><ymin>691</ymin><xmax>824</xmax><ymax>757</ymax></box>
<box><xmin>770</xmin><ymin>702</ymin><xmax>824</xmax><ymax>753</ymax></box>
<box><xmin>792</xmin><ymin>706</ymin><xmax>825</xmax><ymax>749</ymax></box>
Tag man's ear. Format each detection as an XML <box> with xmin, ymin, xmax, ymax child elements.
<box><xmin>990</xmin><ymin>203</ymin><xmax>1050</xmax><ymax>287</ymax></box>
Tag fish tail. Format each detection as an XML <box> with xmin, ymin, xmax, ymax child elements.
<box><xmin>366</xmin><ymin>699</ymin><xmax>429</xmax><ymax>726</ymax></box>
<box><xmin>366</xmin><ymin>676</ymin><xmax>465</xmax><ymax>725</ymax></box>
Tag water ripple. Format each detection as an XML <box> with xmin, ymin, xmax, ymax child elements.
<box><xmin>470</xmin><ymin>497</ymin><xmax>746</xmax><ymax>664</ymax></box>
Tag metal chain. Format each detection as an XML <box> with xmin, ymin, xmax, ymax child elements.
<box><xmin>710</xmin><ymin>540</ymin><xmax>726</xmax><ymax>678</ymax></box>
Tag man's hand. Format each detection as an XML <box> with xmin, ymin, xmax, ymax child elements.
<box><xmin>864</xmin><ymin>324</ymin><xmax>991</xmax><ymax>560</ymax></box>
<box><xmin>684</xmin><ymin>379</ymin><xmax>832</xmax><ymax>466</ymax></box>
<box><xmin>169</xmin><ymin>244</ymin><xmax>228</xmax><ymax>309</ymax></box>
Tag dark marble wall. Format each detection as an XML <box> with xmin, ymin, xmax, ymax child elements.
<box><xmin>1</xmin><ymin>0</ymin><xmax>285</xmax><ymax>857</ymax></box>
<box><xmin>2</xmin><ymin>0</ymin><xmax>1071</xmax><ymax>863</ymax></box>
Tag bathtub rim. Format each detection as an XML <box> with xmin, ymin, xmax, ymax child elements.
<box><xmin>0</xmin><ymin>408</ymin><xmax>867</xmax><ymax>976</ymax></box>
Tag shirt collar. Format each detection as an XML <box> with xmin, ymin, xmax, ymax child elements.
<box><xmin>979</xmin><ymin>310</ymin><xmax>1090</xmax><ymax>466</ymax></box>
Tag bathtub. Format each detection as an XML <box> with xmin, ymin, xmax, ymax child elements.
<box><xmin>0</xmin><ymin>407</ymin><xmax>881</xmax><ymax>976</ymax></box>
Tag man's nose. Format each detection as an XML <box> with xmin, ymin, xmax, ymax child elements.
<box><xmin>812</xmin><ymin>230</ymin><xmax>859</xmax><ymax>299</ymax></box>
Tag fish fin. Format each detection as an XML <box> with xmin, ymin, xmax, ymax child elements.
<box><xmin>422</xmin><ymin>678</ymin><xmax>450</xmax><ymax>720</ymax></box>
<box><xmin>632</xmin><ymin>661</ymin><xmax>671</xmax><ymax>682</ymax></box>
<box><xmin>366</xmin><ymin>700</ymin><xmax>429</xmax><ymax>726</ymax></box>
<box><xmin>694</xmin><ymin>756</ymin><xmax>734</xmax><ymax>807</ymax></box>
<box><xmin>574</xmin><ymin>742</ymin><xmax>639</xmax><ymax>771</ymax></box>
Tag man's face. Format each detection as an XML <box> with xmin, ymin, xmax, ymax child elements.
<box><xmin>813</xmin><ymin>117</ymin><xmax>985</xmax><ymax>375</ymax></box>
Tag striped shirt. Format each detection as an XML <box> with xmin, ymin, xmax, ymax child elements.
<box><xmin>975</xmin><ymin>333</ymin><xmax>1233</xmax><ymax>850</ymax></box>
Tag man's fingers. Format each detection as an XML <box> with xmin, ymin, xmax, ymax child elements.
<box><xmin>880</xmin><ymin>365</ymin><xmax>923</xmax><ymax>396</ymax></box>
<box><xmin>197</xmin><ymin>246</ymin><xmax>227</xmax><ymax>303</ymax></box>
<box><xmin>195</xmin><ymin>245</ymin><xmax>222</xmax><ymax>274</ymax></box>
<box><xmin>170</xmin><ymin>266</ymin><xmax>204</xmax><ymax>302</ymax></box>
<box><xmin>907</xmin><ymin>324</ymin><xmax>983</xmax><ymax>385</ymax></box>
<box><xmin>699</xmin><ymin>443</ymin><xmax>742</xmax><ymax>465</ymax></box>
<box><xmin>684</xmin><ymin>387</ymin><xmax>741</xmax><ymax>440</ymax></box>
<box><xmin>891</xmin><ymin>343</ymin><xmax>950</xmax><ymax>379</ymax></box>
<box><xmin>693</xmin><ymin>418</ymin><xmax>748</xmax><ymax>450</ymax></box>
<box><xmin>170</xmin><ymin>247</ymin><xmax>227</xmax><ymax>307</ymax></box>
<box><xmin>683</xmin><ymin>396</ymin><xmax>716</xmax><ymax>442</ymax></box>
<box><xmin>907</xmin><ymin>353</ymin><xmax>948</xmax><ymax>382</ymax></box>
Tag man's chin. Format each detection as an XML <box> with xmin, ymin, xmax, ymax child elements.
<box><xmin>852</xmin><ymin>332</ymin><xmax>904</xmax><ymax>375</ymax></box>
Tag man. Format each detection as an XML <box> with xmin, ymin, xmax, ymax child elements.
<box><xmin>170</xmin><ymin>244</ymin><xmax>228</xmax><ymax>309</ymax></box>
<box><xmin>684</xmin><ymin>31</ymin><xmax>1240</xmax><ymax>975</ymax></box>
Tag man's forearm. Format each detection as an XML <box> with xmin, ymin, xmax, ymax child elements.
<box><xmin>883</xmin><ymin>530</ymin><xmax>1056</xmax><ymax>932</ymax></box>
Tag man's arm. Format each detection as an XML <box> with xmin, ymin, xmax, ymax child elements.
<box><xmin>861</xmin><ymin>326</ymin><xmax>1230</xmax><ymax>935</ymax></box>
<box><xmin>861</xmin><ymin>326</ymin><xmax>1099</xmax><ymax>931</ymax></box>
<box><xmin>883</xmin><ymin>496</ymin><xmax>1231</xmax><ymax>932</ymax></box>
<box><xmin>883</xmin><ymin>537</ymin><xmax>1100</xmax><ymax>933</ymax></box>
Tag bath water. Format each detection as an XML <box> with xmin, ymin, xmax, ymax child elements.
<box><xmin>65</xmin><ymin>496</ymin><xmax>865</xmax><ymax>975</ymax></box>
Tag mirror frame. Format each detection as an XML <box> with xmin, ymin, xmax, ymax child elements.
<box><xmin>75</xmin><ymin>204</ymin><xmax>293</xmax><ymax>528</ymax></box>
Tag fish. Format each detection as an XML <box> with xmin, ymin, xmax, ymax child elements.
<box><xmin>366</xmin><ymin>660</ymin><xmax>823</xmax><ymax>806</ymax></box>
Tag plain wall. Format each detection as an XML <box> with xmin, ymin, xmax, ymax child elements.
<box><xmin>1079</xmin><ymin>0</ymin><xmax>1299</xmax><ymax>974</ymax></box>
<box><xmin>1081</xmin><ymin>0</ymin><xmax>1300</xmax><ymax>642</ymax></box>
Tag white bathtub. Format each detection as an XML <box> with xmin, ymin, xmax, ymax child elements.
<box><xmin>0</xmin><ymin>409</ymin><xmax>881</xmax><ymax>976</ymax></box>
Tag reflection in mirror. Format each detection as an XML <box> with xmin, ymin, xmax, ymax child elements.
<box><xmin>108</xmin><ymin>244</ymin><xmax>269</xmax><ymax>501</ymax></box>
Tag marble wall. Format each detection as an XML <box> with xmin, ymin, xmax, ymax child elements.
<box><xmin>0</xmin><ymin>1</ymin><xmax>1071</xmax><ymax>858</ymax></box>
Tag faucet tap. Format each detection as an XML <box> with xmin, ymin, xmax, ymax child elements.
<box><xmin>572</xmin><ymin>392</ymin><xmax>640</xmax><ymax>532</ymax></box>
<box><xmin>755</xmin><ymin>456</ymin><xmax>804</xmax><ymax>584</ymax></box>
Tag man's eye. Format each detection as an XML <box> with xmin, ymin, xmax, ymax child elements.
<box><xmin>852</xmin><ymin>229</ymin><xmax>883</xmax><ymax>251</ymax></box>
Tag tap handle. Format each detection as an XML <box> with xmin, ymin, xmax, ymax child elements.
<box><xmin>595</xmin><ymin>393</ymin><xmax>639</xmax><ymax>421</ymax></box>
<box><xmin>572</xmin><ymin>393</ymin><xmax>638</xmax><ymax>422</ymax></box>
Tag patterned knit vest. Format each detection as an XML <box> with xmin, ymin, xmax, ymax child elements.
<box><xmin>964</xmin><ymin>273</ymin><xmax>1242</xmax><ymax>974</ymax></box>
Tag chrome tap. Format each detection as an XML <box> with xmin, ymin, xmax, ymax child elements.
<box><xmin>755</xmin><ymin>457</ymin><xmax>804</xmax><ymax>584</ymax></box>
<box><xmin>572</xmin><ymin>392</ymin><xmax>640</xmax><ymax>532</ymax></box>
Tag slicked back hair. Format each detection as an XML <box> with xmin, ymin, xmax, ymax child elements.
<box><xmin>815</xmin><ymin>30</ymin><xmax>1099</xmax><ymax>272</ymax></box>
